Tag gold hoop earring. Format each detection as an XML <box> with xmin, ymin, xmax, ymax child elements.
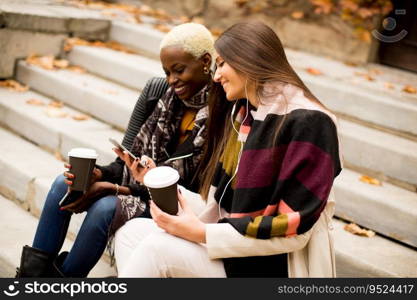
<box><xmin>203</xmin><ymin>66</ymin><xmax>210</xmax><ymax>74</ymax></box>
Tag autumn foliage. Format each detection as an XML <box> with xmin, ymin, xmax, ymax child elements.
<box><xmin>234</xmin><ymin>0</ymin><xmax>394</xmax><ymax>41</ymax></box>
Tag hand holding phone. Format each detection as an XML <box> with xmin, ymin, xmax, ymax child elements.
<box><xmin>109</xmin><ymin>138</ymin><xmax>146</xmax><ymax>168</ymax></box>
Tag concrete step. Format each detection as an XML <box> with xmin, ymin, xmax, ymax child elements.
<box><xmin>298</xmin><ymin>68</ymin><xmax>417</xmax><ymax>137</ymax></box>
<box><xmin>109</xmin><ymin>21</ymin><xmax>164</xmax><ymax>58</ymax></box>
<box><xmin>0</xmin><ymin>194</ymin><xmax>115</xmax><ymax>278</ymax></box>
<box><xmin>16</xmin><ymin>60</ymin><xmax>138</xmax><ymax>131</ymax></box>
<box><xmin>339</xmin><ymin>118</ymin><xmax>417</xmax><ymax>187</ymax></box>
<box><xmin>287</xmin><ymin>49</ymin><xmax>417</xmax><ymax>137</ymax></box>
<box><xmin>66</xmin><ymin>45</ymin><xmax>164</xmax><ymax>90</ymax></box>
<box><xmin>333</xmin><ymin>218</ymin><xmax>417</xmax><ymax>277</ymax></box>
<box><xmin>0</xmin><ymin>87</ymin><xmax>123</xmax><ymax>166</ymax></box>
<box><xmin>334</xmin><ymin>168</ymin><xmax>417</xmax><ymax>248</ymax></box>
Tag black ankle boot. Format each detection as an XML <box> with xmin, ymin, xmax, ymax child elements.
<box><xmin>49</xmin><ymin>252</ymin><xmax>68</xmax><ymax>277</ymax></box>
<box><xmin>16</xmin><ymin>245</ymin><xmax>55</xmax><ymax>277</ymax></box>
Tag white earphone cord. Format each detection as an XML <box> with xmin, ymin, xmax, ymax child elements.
<box><xmin>218</xmin><ymin>80</ymin><xmax>250</xmax><ymax>219</ymax></box>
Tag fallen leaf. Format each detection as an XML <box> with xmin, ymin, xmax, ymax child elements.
<box><xmin>359</xmin><ymin>175</ymin><xmax>382</xmax><ymax>186</ymax></box>
<box><xmin>66</xmin><ymin>65</ymin><xmax>86</xmax><ymax>74</ymax></box>
<box><xmin>64</xmin><ymin>37</ymin><xmax>137</xmax><ymax>54</ymax></box>
<box><xmin>101</xmin><ymin>10</ymin><xmax>118</xmax><ymax>17</ymax></box>
<box><xmin>403</xmin><ymin>85</ymin><xmax>417</xmax><ymax>94</ymax></box>
<box><xmin>354</xmin><ymin>72</ymin><xmax>375</xmax><ymax>81</ymax></box>
<box><xmin>26</xmin><ymin>98</ymin><xmax>45</xmax><ymax>106</ymax></box>
<box><xmin>344</xmin><ymin>61</ymin><xmax>358</xmax><ymax>67</ymax></box>
<box><xmin>179</xmin><ymin>16</ymin><xmax>190</xmax><ymax>23</ymax></box>
<box><xmin>0</xmin><ymin>80</ymin><xmax>29</xmax><ymax>92</ymax></box>
<box><xmin>306</xmin><ymin>67</ymin><xmax>323</xmax><ymax>76</ymax></box>
<box><xmin>344</xmin><ymin>223</ymin><xmax>375</xmax><ymax>237</ymax></box>
<box><xmin>191</xmin><ymin>17</ymin><xmax>205</xmax><ymax>24</ymax></box>
<box><xmin>38</xmin><ymin>55</ymin><xmax>54</xmax><ymax>70</ymax></box>
<box><xmin>45</xmin><ymin>107</ymin><xmax>67</xmax><ymax>118</ymax></box>
<box><xmin>53</xmin><ymin>59</ymin><xmax>69</xmax><ymax>69</ymax></box>
<box><xmin>291</xmin><ymin>11</ymin><xmax>304</xmax><ymax>19</ymax></box>
<box><xmin>48</xmin><ymin>101</ymin><xmax>64</xmax><ymax>108</ymax></box>
<box><xmin>210</xmin><ymin>28</ymin><xmax>223</xmax><ymax>38</ymax></box>
<box><xmin>54</xmin><ymin>150</ymin><xmax>65</xmax><ymax>162</ymax></box>
<box><xmin>384</xmin><ymin>82</ymin><xmax>395</xmax><ymax>90</ymax></box>
<box><xmin>154</xmin><ymin>24</ymin><xmax>171</xmax><ymax>33</ymax></box>
<box><xmin>72</xmin><ymin>113</ymin><xmax>90</xmax><ymax>121</ymax></box>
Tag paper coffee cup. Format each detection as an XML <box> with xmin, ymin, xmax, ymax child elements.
<box><xmin>68</xmin><ymin>148</ymin><xmax>98</xmax><ymax>192</ymax></box>
<box><xmin>144</xmin><ymin>166</ymin><xmax>180</xmax><ymax>215</ymax></box>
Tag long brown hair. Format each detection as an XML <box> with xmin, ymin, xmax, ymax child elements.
<box><xmin>199</xmin><ymin>21</ymin><xmax>325</xmax><ymax>199</ymax></box>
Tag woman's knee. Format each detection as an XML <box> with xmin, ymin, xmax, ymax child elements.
<box><xmin>87</xmin><ymin>196</ymin><xmax>117</xmax><ymax>225</ymax></box>
<box><xmin>44</xmin><ymin>174</ymin><xmax>68</xmax><ymax>207</ymax></box>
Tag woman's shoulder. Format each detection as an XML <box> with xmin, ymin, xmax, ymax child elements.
<box><xmin>144</xmin><ymin>77</ymin><xmax>169</xmax><ymax>95</ymax></box>
<box><xmin>286</xmin><ymin>108</ymin><xmax>337</xmax><ymax>129</ymax></box>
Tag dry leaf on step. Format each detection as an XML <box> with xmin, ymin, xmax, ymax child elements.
<box><xmin>53</xmin><ymin>59</ymin><xmax>70</xmax><ymax>69</ymax></box>
<box><xmin>354</xmin><ymin>72</ymin><xmax>375</xmax><ymax>81</ymax></box>
<box><xmin>45</xmin><ymin>107</ymin><xmax>67</xmax><ymax>118</ymax></box>
<box><xmin>403</xmin><ymin>85</ymin><xmax>417</xmax><ymax>94</ymax></box>
<box><xmin>359</xmin><ymin>175</ymin><xmax>382</xmax><ymax>186</ymax></box>
<box><xmin>344</xmin><ymin>223</ymin><xmax>375</xmax><ymax>237</ymax></box>
<box><xmin>72</xmin><ymin>114</ymin><xmax>90</xmax><ymax>121</ymax></box>
<box><xmin>306</xmin><ymin>68</ymin><xmax>323</xmax><ymax>76</ymax></box>
<box><xmin>291</xmin><ymin>11</ymin><xmax>304</xmax><ymax>19</ymax></box>
<box><xmin>66</xmin><ymin>65</ymin><xmax>87</xmax><ymax>74</ymax></box>
<box><xmin>0</xmin><ymin>80</ymin><xmax>29</xmax><ymax>92</ymax></box>
<box><xmin>384</xmin><ymin>82</ymin><xmax>395</xmax><ymax>90</ymax></box>
<box><xmin>54</xmin><ymin>150</ymin><xmax>65</xmax><ymax>162</ymax></box>
<box><xmin>344</xmin><ymin>61</ymin><xmax>358</xmax><ymax>67</ymax></box>
<box><xmin>38</xmin><ymin>55</ymin><xmax>54</xmax><ymax>70</ymax></box>
<box><xmin>48</xmin><ymin>101</ymin><xmax>64</xmax><ymax>108</ymax></box>
<box><xmin>26</xmin><ymin>98</ymin><xmax>45</xmax><ymax>106</ymax></box>
<box><xmin>154</xmin><ymin>24</ymin><xmax>171</xmax><ymax>33</ymax></box>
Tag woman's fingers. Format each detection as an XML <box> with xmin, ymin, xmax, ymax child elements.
<box><xmin>177</xmin><ymin>189</ymin><xmax>192</xmax><ymax>213</ymax></box>
<box><xmin>141</xmin><ymin>155</ymin><xmax>156</xmax><ymax>169</ymax></box>
<box><xmin>63</xmin><ymin>178</ymin><xmax>73</xmax><ymax>186</ymax></box>
<box><xmin>150</xmin><ymin>201</ymin><xmax>173</xmax><ymax>226</ymax></box>
<box><xmin>63</xmin><ymin>171</ymin><xmax>74</xmax><ymax>179</ymax></box>
<box><xmin>64</xmin><ymin>163</ymin><xmax>71</xmax><ymax>170</ymax></box>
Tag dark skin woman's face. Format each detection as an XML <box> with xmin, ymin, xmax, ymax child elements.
<box><xmin>160</xmin><ymin>46</ymin><xmax>211</xmax><ymax>100</ymax></box>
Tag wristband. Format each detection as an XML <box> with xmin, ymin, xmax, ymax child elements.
<box><xmin>115</xmin><ymin>183</ymin><xmax>120</xmax><ymax>196</ymax></box>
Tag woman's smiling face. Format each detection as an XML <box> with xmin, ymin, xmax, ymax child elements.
<box><xmin>213</xmin><ymin>55</ymin><xmax>247</xmax><ymax>101</ymax></box>
<box><xmin>160</xmin><ymin>46</ymin><xmax>211</xmax><ymax>100</ymax></box>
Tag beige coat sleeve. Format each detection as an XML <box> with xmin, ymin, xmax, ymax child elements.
<box><xmin>205</xmin><ymin>222</ymin><xmax>314</xmax><ymax>259</ymax></box>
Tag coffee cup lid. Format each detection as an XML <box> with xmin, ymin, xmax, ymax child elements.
<box><xmin>143</xmin><ymin>166</ymin><xmax>179</xmax><ymax>188</ymax></box>
<box><xmin>68</xmin><ymin>148</ymin><xmax>98</xmax><ymax>159</ymax></box>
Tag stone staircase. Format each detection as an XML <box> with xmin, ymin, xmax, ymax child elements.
<box><xmin>0</xmin><ymin>1</ymin><xmax>417</xmax><ymax>278</ymax></box>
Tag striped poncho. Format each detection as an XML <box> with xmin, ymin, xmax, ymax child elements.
<box><xmin>211</xmin><ymin>85</ymin><xmax>342</xmax><ymax>276</ymax></box>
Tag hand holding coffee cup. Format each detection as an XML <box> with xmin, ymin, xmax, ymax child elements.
<box><xmin>143</xmin><ymin>166</ymin><xmax>180</xmax><ymax>215</ymax></box>
<box><xmin>59</xmin><ymin>148</ymin><xmax>98</xmax><ymax>207</ymax></box>
<box><xmin>67</xmin><ymin>148</ymin><xmax>98</xmax><ymax>192</ymax></box>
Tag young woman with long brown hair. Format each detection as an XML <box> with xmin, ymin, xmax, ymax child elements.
<box><xmin>115</xmin><ymin>21</ymin><xmax>342</xmax><ymax>277</ymax></box>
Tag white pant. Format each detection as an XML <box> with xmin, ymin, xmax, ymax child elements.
<box><xmin>114</xmin><ymin>218</ymin><xmax>226</xmax><ymax>277</ymax></box>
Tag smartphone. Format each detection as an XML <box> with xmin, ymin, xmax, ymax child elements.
<box><xmin>109</xmin><ymin>138</ymin><xmax>146</xmax><ymax>168</ymax></box>
<box><xmin>58</xmin><ymin>190</ymin><xmax>83</xmax><ymax>207</ymax></box>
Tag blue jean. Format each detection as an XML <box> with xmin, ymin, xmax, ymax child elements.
<box><xmin>32</xmin><ymin>175</ymin><xmax>117</xmax><ymax>277</ymax></box>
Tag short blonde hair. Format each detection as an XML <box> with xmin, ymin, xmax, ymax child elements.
<box><xmin>160</xmin><ymin>23</ymin><xmax>215</xmax><ymax>59</ymax></box>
